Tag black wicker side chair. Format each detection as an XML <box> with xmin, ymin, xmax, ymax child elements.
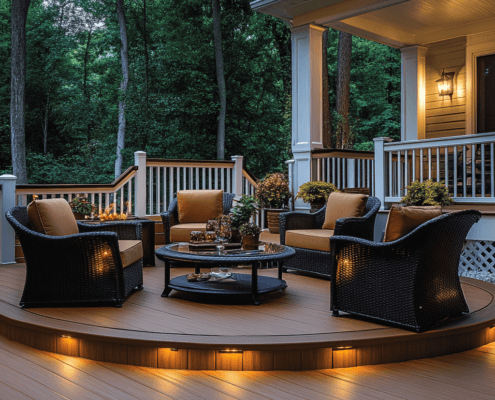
<box><xmin>330</xmin><ymin>210</ymin><xmax>481</xmax><ymax>332</ymax></box>
<box><xmin>6</xmin><ymin>206</ymin><xmax>144</xmax><ymax>308</ymax></box>
<box><xmin>279</xmin><ymin>196</ymin><xmax>381</xmax><ymax>277</ymax></box>
<box><xmin>161</xmin><ymin>192</ymin><xmax>235</xmax><ymax>244</ymax></box>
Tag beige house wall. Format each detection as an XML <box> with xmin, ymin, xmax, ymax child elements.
<box><xmin>424</xmin><ymin>37</ymin><xmax>467</xmax><ymax>139</ymax></box>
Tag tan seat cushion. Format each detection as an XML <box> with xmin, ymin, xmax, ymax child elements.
<box><xmin>118</xmin><ymin>240</ymin><xmax>143</xmax><ymax>268</ymax></box>
<box><xmin>322</xmin><ymin>192</ymin><xmax>368</xmax><ymax>230</ymax></box>
<box><xmin>177</xmin><ymin>190</ymin><xmax>223</xmax><ymax>224</ymax></box>
<box><xmin>170</xmin><ymin>223</ymin><xmax>207</xmax><ymax>242</ymax></box>
<box><xmin>383</xmin><ymin>205</ymin><xmax>442</xmax><ymax>242</ymax></box>
<box><xmin>27</xmin><ymin>199</ymin><xmax>79</xmax><ymax>236</ymax></box>
<box><xmin>285</xmin><ymin>229</ymin><xmax>334</xmax><ymax>252</ymax></box>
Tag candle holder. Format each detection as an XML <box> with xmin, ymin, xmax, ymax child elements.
<box><xmin>204</xmin><ymin>231</ymin><xmax>216</xmax><ymax>242</ymax></box>
<box><xmin>190</xmin><ymin>231</ymin><xmax>205</xmax><ymax>242</ymax></box>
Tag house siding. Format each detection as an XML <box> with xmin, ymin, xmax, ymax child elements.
<box><xmin>425</xmin><ymin>37</ymin><xmax>467</xmax><ymax>139</ymax></box>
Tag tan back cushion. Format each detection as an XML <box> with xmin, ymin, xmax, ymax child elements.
<box><xmin>27</xmin><ymin>199</ymin><xmax>79</xmax><ymax>236</ymax></box>
<box><xmin>383</xmin><ymin>205</ymin><xmax>442</xmax><ymax>242</ymax></box>
<box><xmin>177</xmin><ymin>190</ymin><xmax>223</xmax><ymax>224</ymax></box>
<box><xmin>322</xmin><ymin>192</ymin><xmax>368</xmax><ymax>230</ymax></box>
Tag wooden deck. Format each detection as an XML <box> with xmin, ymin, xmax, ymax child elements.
<box><xmin>1</xmin><ymin>252</ymin><xmax>495</xmax><ymax>371</ymax></box>
<box><xmin>2</xmin><ymin>332</ymin><xmax>495</xmax><ymax>399</ymax></box>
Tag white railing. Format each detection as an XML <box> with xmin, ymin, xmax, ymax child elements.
<box><xmin>15</xmin><ymin>167</ymin><xmax>137</xmax><ymax>215</ymax></box>
<box><xmin>374</xmin><ymin>133</ymin><xmax>495</xmax><ymax>205</ymax></box>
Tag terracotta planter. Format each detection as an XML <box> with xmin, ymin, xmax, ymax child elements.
<box><xmin>266</xmin><ymin>209</ymin><xmax>286</xmax><ymax>234</ymax></box>
<box><xmin>242</xmin><ymin>234</ymin><xmax>260</xmax><ymax>250</ymax></box>
<box><xmin>309</xmin><ymin>200</ymin><xmax>326</xmax><ymax>213</ymax></box>
<box><xmin>73</xmin><ymin>212</ymin><xmax>86</xmax><ymax>220</ymax></box>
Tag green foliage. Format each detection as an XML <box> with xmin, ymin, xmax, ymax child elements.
<box><xmin>399</xmin><ymin>180</ymin><xmax>455</xmax><ymax>206</ymax></box>
<box><xmin>255</xmin><ymin>172</ymin><xmax>291</xmax><ymax>209</ymax></box>
<box><xmin>239</xmin><ymin>222</ymin><xmax>260</xmax><ymax>236</ymax></box>
<box><xmin>295</xmin><ymin>181</ymin><xmax>338</xmax><ymax>203</ymax></box>
<box><xmin>230</xmin><ymin>195</ymin><xmax>259</xmax><ymax>229</ymax></box>
<box><xmin>69</xmin><ymin>196</ymin><xmax>96</xmax><ymax>215</ymax></box>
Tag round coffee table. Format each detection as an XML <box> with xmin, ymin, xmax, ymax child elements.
<box><xmin>155</xmin><ymin>242</ymin><xmax>295</xmax><ymax>305</ymax></box>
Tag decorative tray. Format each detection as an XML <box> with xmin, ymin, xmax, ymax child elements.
<box><xmin>188</xmin><ymin>242</ymin><xmax>242</xmax><ymax>251</ymax></box>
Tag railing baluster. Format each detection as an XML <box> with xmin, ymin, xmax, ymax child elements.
<box><xmin>170</xmin><ymin>167</ymin><xmax>174</xmax><ymax>203</ymax></box>
<box><xmin>98</xmin><ymin>193</ymin><xmax>102</xmax><ymax>214</ymax></box>
<box><xmin>482</xmin><ymin>143</ymin><xmax>485</xmax><ymax>197</ymax></box>
<box><xmin>420</xmin><ymin>149</ymin><xmax>424</xmax><ymax>182</ymax></box>
<box><xmin>128</xmin><ymin>178</ymin><xmax>132</xmax><ymax>215</ymax></box>
<box><xmin>412</xmin><ymin>149</ymin><xmax>416</xmax><ymax>182</ymax></box>
<box><xmin>472</xmin><ymin>144</ymin><xmax>476</xmax><ymax>198</ymax></box>
<box><xmin>149</xmin><ymin>166</ymin><xmax>153</xmax><ymax>215</ymax></box>
<box><xmin>120</xmin><ymin>188</ymin><xmax>124</xmax><ymax>214</ymax></box>
<box><xmin>436</xmin><ymin>147</ymin><xmax>440</xmax><ymax>182</ymax></box>
<box><xmin>463</xmin><ymin>146</ymin><xmax>467</xmax><ymax>198</ymax></box>
<box><xmin>208</xmin><ymin>168</ymin><xmax>212</xmax><ymax>189</ymax></box>
<box><xmin>156</xmin><ymin>167</ymin><xmax>161</xmax><ymax>214</ymax></box>
<box><xmin>444</xmin><ymin>147</ymin><xmax>448</xmax><ymax>192</ymax></box>
<box><xmin>428</xmin><ymin>148</ymin><xmax>432</xmax><ymax>180</ymax></box>
<box><xmin>176</xmin><ymin>166</ymin><xmax>180</xmax><ymax>194</ymax></box>
<box><xmin>492</xmin><ymin>143</ymin><xmax>494</xmax><ymax>198</ymax></box>
<box><xmin>337</xmin><ymin>158</ymin><xmax>341</xmax><ymax>189</ymax></box>
<box><xmin>317</xmin><ymin>158</ymin><xmax>321</xmax><ymax>181</ymax></box>
<box><xmin>221</xmin><ymin>168</ymin><xmax>225</xmax><ymax>191</ymax></box>
<box><xmin>227</xmin><ymin>168</ymin><xmax>231</xmax><ymax>193</ymax></box>
<box><xmin>202</xmin><ymin>167</ymin><xmax>206</xmax><ymax>190</ymax></box>
<box><xmin>162</xmin><ymin>167</ymin><xmax>167</xmax><ymax>212</ymax></box>
<box><xmin>332</xmin><ymin>158</ymin><xmax>336</xmax><ymax>185</ymax></box>
<box><xmin>397</xmin><ymin>151</ymin><xmax>402</xmax><ymax>197</ymax></box>
<box><xmin>388</xmin><ymin>151</ymin><xmax>392</xmax><ymax>197</ymax></box>
<box><xmin>195</xmin><ymin>168</ymin><xmax>199</xmax><ymax>190</ymax></box>
<box><xmin>182</xmin><ymin>167</ymin><xmax>187</xmax><ymax>191</ymax></box>
<box><xmin>453</xmin><ymin>146</ymin><xmax>458</xmax><ymax>198</ymax></box>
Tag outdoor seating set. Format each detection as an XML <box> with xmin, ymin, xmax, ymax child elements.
<box><xmin>6</xmin><ymin>188</ymin><xmax>481</xmax><ymax>332</ymax></box>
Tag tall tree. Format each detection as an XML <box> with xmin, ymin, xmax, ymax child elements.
<box><xmin>115</xmin><ymin>0</ymin><xmax>129</xmax><ymax>178</ymax></box>
<box><xmin>335</xmin><ymin>31</ymin><xmax>352</xmax><ymax>149</ymax></box>
<box><xmin>322</xmin><ymin>28</ymin><xmax>332</xmax><ymax>148</ymax></box>
<box><xmin>11</xmin><ymin>0</ymin><xmax>31</xmax><ymax>183</ymax></box>
<box><xmin>212</xmin><ymin>0</ymin><xmax>226</xmax><ymax>160</ymax></box>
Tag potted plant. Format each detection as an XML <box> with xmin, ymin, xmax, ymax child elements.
<box><xmin>239</xmin><ymin>222</ymin><xmax>261</xmax><ymax>250</ymax></box>
<box><xmin>296</xmin><ymin>181</ymin><xmax>338</xmax><ymax>212</ymax></box>
<box><xmin>230</xmin><ymin>195</ymin><xmax>259</xmax><ymax>243</ymax></box>
<box><xmin>399</xmin><ymin>179</ymin><xmax>454</xmax><ymax>207</ymax></box>
<box><xmin>69</xmin><ymin>196</ymin><xmax>96</xmax><ymax>220</ymax></box>
<box><xmin>255</xmin><ymin>172</ymin><xmax>291</xmax><ymax>234</ymax></box>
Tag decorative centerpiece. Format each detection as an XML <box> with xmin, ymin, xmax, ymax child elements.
<box><xmin>399</xmin><ymin>179</ymin><xmax>454</xmax><ymax>207</ymax></box>
<box><xmin>69</xmin><ymin>196</ymin><xmax>96</xmax><ymax>220</ymax></box>
<box><xmin>240</xmin><ymin>222</ymin><xmax>261</xmax><ymax>250</ymax></box>
<box><xmin>230</xmin><ymin>195</ymin><xmax>259</xmax><ymax>243</ymax></box>
<box><xmin>255</xmin><ymin>173</ymin><xmax>291</xmax><ymax>234</ymax></box>
<box><xmin>97</xmin><ymin>203</ymin><xmax>128</xmax><ymax>222</ymax></box>
<box><xmin>296</xmin><ymin>181</ymin><xmax>338</xmax><ymax>212</ymax></box>
<box><xmin>190</xmin><ymin>231</ymin><xmax>205</xmax><ymax>242</ymax></box>
<box><xmin>204</xmin><ymin>231</ymin><xmax>216</xmax><ymax>242</ymax></box>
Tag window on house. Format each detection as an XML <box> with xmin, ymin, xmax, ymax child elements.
<box><xmin>477</xmin><ymin>54</ymin><xmax>495</xmax><ymax>133</ymax></box>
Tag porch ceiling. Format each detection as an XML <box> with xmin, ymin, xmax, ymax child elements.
<box><xmin>251</xmin><ymin>0</ymin><xmax>495</xmax><ymax>47</ymax></box>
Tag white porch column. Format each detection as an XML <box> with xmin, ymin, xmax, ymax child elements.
<box><xmin>291</xmin><ymin>24</ymin><xmax>326</xmax><ymax>211</ymax></box>
<box><xmin>134</xmin><ymin>151</ymin><xmax>147</xmax><ymax>217</ymax></box>
<box><xmin>401</xmin><ymin>46</ymin><xmax>427</xmax><ymax>142</ymax></box>
<box><xmin>231</xmin><ymin>155</ymin><xmax>243</xmax><ymax>198</ymax></box>
<box><xmin>373</xmin><ymin>137</ymin><xmax>393</xmax><ymax>210</ymax></box>
<box><xmin>0</xmin><ymin>175</ymin><xmax>17</xmax><ymax>264</ymax></box>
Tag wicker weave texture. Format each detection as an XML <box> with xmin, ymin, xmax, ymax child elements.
<box><xmin>161</xmin><ymin>193</ymin><xmax>235</xmax><ymax>244</ymax></box>
<box><xmin>6</xmin><ymin>207</ymin><xmax>144</xmax><ymax>308</ymax></box>
<box><xmin>330</xmin><ymin>210</ymin><xmax>481</xmax><ymax>332</ymax></box>
<box><xmin>279</xmin><ymin>196</ymin><xmax>381</xmax><ymax>277</ymax></box>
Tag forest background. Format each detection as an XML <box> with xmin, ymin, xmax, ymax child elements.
<box><xmin>0</xmin><ymin>0</ymin><xmax>401</xmax><ymax>184</ymax></box>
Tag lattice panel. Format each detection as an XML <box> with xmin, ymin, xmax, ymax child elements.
<box><xmin>459</xmin><ymin>240</ymin><xmax>495</xmax><ymax>283</ymax></box>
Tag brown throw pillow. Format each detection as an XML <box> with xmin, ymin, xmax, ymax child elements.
<box><xmin>322</xmin><ymin>192</ymin><xmax>368</xmax><ymax>230</ymax></box>
<box><xmin>177</xmin><ymin>190</ymin><xmax>223</xmax><ymax>224</ymax></box>
<box><xmin>383</xmin><ymin>205</ymin><xmax>442</xmax><ymax>242</ymax></box>
<box><xmin>27</xmin><ymin>199</ymin><xmax>79</xmax><ymax>236</ymax></box>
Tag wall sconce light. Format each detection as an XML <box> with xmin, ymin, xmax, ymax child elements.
<box><xmin>219</xmin><ymin>349</ymin><xmax>243</xmax><ymax>354</ymax></box>
<box><xmin>436</xmin><ymin>69</ymin><xmax>455</xmax><ymax>97</ymax></box>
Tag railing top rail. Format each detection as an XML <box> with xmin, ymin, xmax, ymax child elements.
<box><xmin>146</xmin><ymin>158</ymin><xmax>235</xmax><ymax>168</ymax></box>
<box><xmin>15</xmin><ymin>166</ymin><xmax>137</xmax><ymax>194</ymax></box>
<box><xmin>243</xmin><ymin>168</ymin><xmax>258</xmax><ymax>187</ymax></box>
<box><xmin>384</xmin><ymin>132</ymin><xmax>495</xmax><ymax>151</ymax></box>
<box><xmin>311</xmin><ymin>148</ymin><xmax>374</xmax><ymax>160</ymax></box>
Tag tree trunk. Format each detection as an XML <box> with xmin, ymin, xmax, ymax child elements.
<box><xmin>212</xmin><ymin>0</ymin><xmax>226</xmax><ymax>160</ymax></box>
<box><xmin>115</xmin><ymin>0</ymin><xmax>129</xmax><ymax>178</ymax></box>
<box><xmin>11</xmin><ymin>0</ymin><xmax>31</xmax><ymax>184</ymax></box>
<box><xmin>336</xmin><ymin>31</ymin><xmax>352</xmax><ymax>149</ymax></box>
<box><xmin>143</xmin><ymin>0</ymin><xmax>149</xmax><ymax>149</ymax></box>
<box><xmin>42</xmin><ymin>90</ymin><xmax>50</xmax><ymax>154</ymax></box>
<box><xmin>321</xmin><ymin>28</ymin><xmax>332</xmax><ymax>148</ymax></box>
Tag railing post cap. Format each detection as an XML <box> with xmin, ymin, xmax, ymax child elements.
<box><xmin>231</xmin><ymin>155</ymin><xmax>243</xmax><ymax>159</ymax></box>
<box><xmin>373</xmin><ymin>137</ymin><xmax>393</xmax><ymax>142</ymax></box>
<box><xmin>285</xmin><ymin>159</ymin><xmax>295</xmax><ymax>164</ymax></box>
<box><xmin>0</xmin><ymin>174</ymin><xmax>16</xmax><ymax>180</ymax></box>
<box><xmin>134</xmin><ymin>151</ymin><xmax>146</xmax><ymax>155</ymax></box>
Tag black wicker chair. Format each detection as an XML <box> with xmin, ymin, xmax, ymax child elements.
<box><xmin>161</xmin><ymin>192</ymin><xmax>236</xmax><ymax>244</ymax></box>
<box><xmin>6</xmin><ymin>206</ymin><xmax>144</xmax><ymax>308</ymax></box>
<box><xmin>330</xmin><ymin>210</ymin><xmax>481</xmax><ymax>332</ymax></box>
<box><xmin>279</xmin><ymin>196</ymin><xmax>381</xmax><ymax>277</ymax></box>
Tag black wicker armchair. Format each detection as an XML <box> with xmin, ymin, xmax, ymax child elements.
<box><xmin>6</xmin><ymin>206</ymin><xmax>144</xmax><ymax>308</ymax></box>
<box><xmin>330</xmin><ymin>210</ymin><xmax>481</xmax><ymax>332</ymax></box>
<box><xmin>279</xmin><ymin>196</ymin><xmax>381</xmax><ymax>277</ymax></box>
<box><xmin>161</xmin><ymin>192</ymin><xmax>236</xmax><ymax>244</ymax></box>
